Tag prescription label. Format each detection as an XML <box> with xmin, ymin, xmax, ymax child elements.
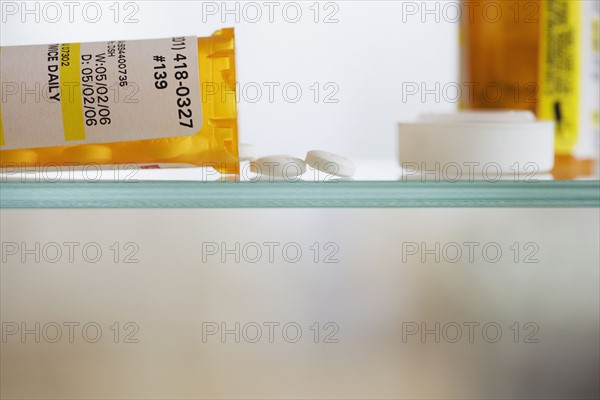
<box><xmin>0</xmin><ymin>36</ymin><xmax>202</xmax><ymax>150</ymax></box>
<box><xmin>539</xmin><ymin>1</ymin><xmax>600</xmax><ymax>158</ymax></box>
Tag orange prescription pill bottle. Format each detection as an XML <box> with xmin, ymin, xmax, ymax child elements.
<box><xmin>460</xmin><ymin>0</ymin><xmax>599</xmax><ymax>161</ymax></box>
<box><xmin>460</xmin><ymin>0</ymin><xmax>541</xmax><ymax>114</ymax></box>
<box><xmin>0</xmin><ymin>28</ymin><xmax>239</xmax><ymax>173</ymax></box>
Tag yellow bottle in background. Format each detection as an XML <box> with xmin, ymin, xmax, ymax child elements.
<box><xmin>538</xmin><ymin>1</ymin><xmax>599</xmax><ymax>159</ymax></box>
<box><xmin>460</xmin><ymin>0</ymin><xmax>599</xmax><ymax>164</ymax></box>
<box><xmin>0</xmin><ymin>28</ymin><xmax>239</xmax><ymax>174</ymax></box>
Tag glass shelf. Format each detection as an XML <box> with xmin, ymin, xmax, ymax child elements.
<box><xmin>1</xmin><ymin>159</ymin><xmax>598</xmax><ymax>208</ymax></box>
<box><xmin>1</xmin><ymin>180</ymin><xmax>598</xmax><ymax>208</ymax></box>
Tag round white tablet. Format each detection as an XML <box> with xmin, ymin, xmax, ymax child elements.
<box><xmin>305</xmin><ymin>150</ymin><xmax>356</xmax><ymax>178</ymax></box>
<box><xmin>250</xmin><ymin>155</ymin><xmax>307</xmax><ymax>178</ymax></box>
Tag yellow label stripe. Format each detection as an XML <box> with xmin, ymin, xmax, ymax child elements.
<box><xmin>60</xmin><ymin>43</ymin><xmax>85</xmax><ymax>141</ymax></box>
<box><xmin>539</xmin><ymin>1</ymin><xmax>581</xmax><ymax>154</ymax></box>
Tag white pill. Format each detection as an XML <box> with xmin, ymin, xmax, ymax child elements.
<box><xmin>238</xmin><ymin>143</ymin><xmax>256</xmax><ymax>161</ymax></box>
<box><xmin>250</xmin><ymin>155</ymin><xmax>307</xmax><ymax>178</ymax></box>
<box><xmin>305</xmin><ymin>150</ymin><xmax>356</xmax><ymax>178</ymax></box>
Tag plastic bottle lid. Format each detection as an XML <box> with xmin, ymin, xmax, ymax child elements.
<box><xmin>419</xmin><ymin>110</ymin><xmax>536</xmax><ymax>123</ymax></box>
<box><xmin>398</xmin><ymin>112</ymin><xmax>555</xmax><ymax>173</ymax></box>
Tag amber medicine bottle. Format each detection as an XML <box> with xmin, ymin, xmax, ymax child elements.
<box><xmin>460</xmin><ymin>0</ymin><xmax>599</xmax><ymax>160</ymax></box>
<box><xmin>0</xmin><ymin>28</ymin><xmax>239</xmax><ymax>173</ymax></box>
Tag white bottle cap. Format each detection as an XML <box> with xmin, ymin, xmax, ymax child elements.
<box><xmin>398</xmin><ymin>112</ymin><xmax>555</xmax><ymax>173</ymax></box>
<box><xmin>419</xmin><ymin>110</ymin><xmax>536</xmax><ymax>123</ymax></box>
